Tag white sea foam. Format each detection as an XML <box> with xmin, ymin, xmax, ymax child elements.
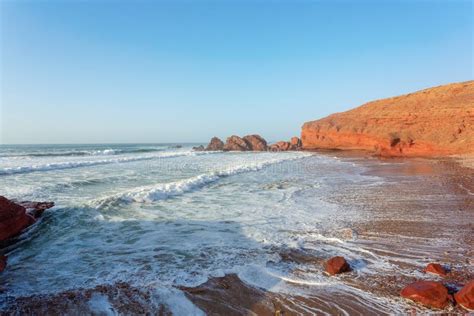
<box><xmin>0</xmin><ymin>151</ymin><xmax>213</xmax><ymax>175</ymax></box>
<box><xmin>93</xmin><ymin>153</ymin><xmax>311</xmax><ymax>207</ymax></box>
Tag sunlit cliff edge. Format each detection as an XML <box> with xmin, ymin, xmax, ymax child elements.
<box><xmin>302</xmin><ymin>81</ymin><xmax>474</xmax><ymax>157</ymax></box>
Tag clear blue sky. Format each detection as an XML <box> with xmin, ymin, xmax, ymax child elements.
<box><xmin>1</xmin><ymin>0</ymin><xmax>472</xmax><ymax>144</ymax></box>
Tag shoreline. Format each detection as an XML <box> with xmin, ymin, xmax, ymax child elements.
<box><xmin>1</xmin><ymin>152</ymin><xmax>473</xmax><ymax>314</ymax></box>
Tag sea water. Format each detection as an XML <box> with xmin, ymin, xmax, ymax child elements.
<box><xmin>1</xmin><ymin>144</ymin><xmax>471</xmax><ymax>314</ymax></box>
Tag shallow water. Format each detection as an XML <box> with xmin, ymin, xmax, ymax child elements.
<box><xmin>1</xmin><ymin>144</ymin><xmax>473</xmax><ymax>314</ymax></box>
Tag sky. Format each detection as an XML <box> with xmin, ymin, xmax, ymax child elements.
<box><xmin>0</xmin><ymin>0</ymin><xmax>472</xmax><ymax>144</ymax></box>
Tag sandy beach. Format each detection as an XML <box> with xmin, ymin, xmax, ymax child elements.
<box><xmin>2</xmin><ymin>152</ymin><xmax>472</xmax><ymax>314</ymax></box>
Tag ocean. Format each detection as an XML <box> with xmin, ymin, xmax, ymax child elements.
<box><xmin>1</xmin><ymin>144</ymin><xmax>472</xmax><ymax>314</ymax></box>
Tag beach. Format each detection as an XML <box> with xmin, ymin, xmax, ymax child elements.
<box><xmin>1</xmin><ymin>145</ymin><xmax>472</xmax><ymax>314</ymax></box>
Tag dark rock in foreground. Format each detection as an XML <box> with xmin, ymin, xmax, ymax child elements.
<box><xmin>400</xmin><ymin>281</ymin><xmax>450</xmax><ymax>309</ymax></box>
<box><xmin>0</xmin><ymin>196</ymin><xmax>35</xmax><ymax>242</ymax></box>
<box><xmin>0</xmin><ymin>196</ymin><xmax>54</xmax><ymax>242</ymax></box>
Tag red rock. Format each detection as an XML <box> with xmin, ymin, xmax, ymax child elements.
<box><xmin>243</xmin><ymin>135</ymin><xmax>267</xmax><ymax>151</ymax></box>
<box><xmin>205</xmin><ymin>137</ymin><xmax>225</xmax><ymax>151</ymax></box>
<box><xmin>0</xmin><ymin>196</ymin><xmax>34</xmax><ymax>241</ymax></box>
<box><xmin>454</xmin><ymin>280</ymin><xmax>474</xmax><ymax>311</ymax></box>
<box><xmin>301</xmin><ymin>81</ymin><xmax>474</xmax><ymax>157</ymax></box>
<box><xmin>290</xmin><ymin>137</ymin><xmax>302</xmax><ymax>150</ymax></box>
<box><xmin>400</xmin><ymin>281</ymin><xmax>450</xmax><ymax>309</ymax></box>
<box><xmin>269</xmin><ymin>141</ymin><xmax>291</xmax><ymax>152</ymax></box>
<box><xmin>0</xmin><ymin>255</ymin><xmax>7</xmax><ymax>272</ymax></box>
<box><xmin>324</xmin><ymin>256</ymin><xmax>351</xmax><ymax>275</ymax></box>
<box><xmin>424</xmin><ymin>263</ymin><xmax>447</xmax><ymax>276</ymax></box>
<box><xmin>0</xmin><ymin>196</ymin><xmax>54</xmax><ymax>242</ymax></box>
<box><xmin>223</xmin><ymin>135</ymin><xmax>251</xmax><ymax>151</ymax></box>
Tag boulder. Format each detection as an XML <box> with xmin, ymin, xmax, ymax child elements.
<box><xmin>290</xmin><ymin>137</ymin><xmax>302</xmax><ymax>150</ymax></box>
<box><xmin>0</xmin><ymin>196</ymin><xmax>54</xmax><ymax>242</ymax></box>
<box><xmin>424</xmin><ymin>263</ymin><xmax>448</xmax><ymax>277</ymax></box>
<box><xmin>400</xmin><ymin>281</ymin><xmax>450</xmax><ymax>309</ymax></box>
<box><xmin>243</xmin><ymin>135</ymin><xmax>267</xmax><ymax>151</ymax></box>
<box><xmin>223</xmin><ymin>135</ymin><xmax>251</xmax><ymax>151</ymax></box>
<box><xmin>0</xmin><ymin>196</ymin><xmax>35</xmax><ymax>241</ymax></box>
<box><xmin>324</xmin><ymin>256</ymin><xmax>351</xmax><ymax>275</ymax></box>
<box><xmin>192</xmin><ymin>145</ymin><xmax>205</xmax><ymax>151</ymax></box>
<box><xmin>0</xmin><ymin>255</ymin><xmax>6</xmax><ymax>272</ymax></box>
<box><xmin>269</xmin><ymin>141</ymin><xmax>291</xmax><ymax>152</ymax></box>
<box><xmin>454</xmin><ymin>280</ymin><xmax>474</xmax><ymax>311</ymax></box>
<box><xmin>206</xmin><ymin>137</ymin><xmax>225</xmax><ymax>151</ymax></box>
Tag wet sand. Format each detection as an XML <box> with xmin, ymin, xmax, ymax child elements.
<box><xmin>2</xmin><ymin>154</ymin><xmax>473</xmax><ymax>314</ymax></box>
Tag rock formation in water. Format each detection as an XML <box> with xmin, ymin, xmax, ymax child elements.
<box><xmin>268</xmin><ymin>141</ymin><xmax>291</xmax><ymax>152</ymax></box>
<box><xmin>206</xmin><ymin>137</ymin><xmax>225</xmax><ymax>151</ymax></box>
<box><xmin>0</xmin><ymin>196</ymin><xmax>54</xmax><ymax>271</ymax></box>
<box><xmin>301</xmin><ymin>81</ymin><xmax>474</xmax><ymax>157</ymax></box>
<box><xmin>192</xmin><ymin>145</ymin><xmax>205</xmax><ymax>151</ymax></box>
<box><xmin>0</xmin><ymin>196</ymin><xmax>36</xmax><ymax>242</ymax></box>
<box><xmin>203</xmin><ymin>135</ymin><xmax>302</xmax><ymax>152</ymax></box>
<box><xmin>290</xmin><ymin>137</ymin><xmax>302</xmax><ymax>150</ymax></box>
<box><xmin>0</xmin><ymin>198</ymin><xmax>55</xmax><ymax>238</ymax></box>
<box><xmin>243</xmin><ymin>134</ymin><xmax>267</xmax><ymax>151</ymax></box>
<box><xmin>223</xmin><ymin>135</ymin><xmax>251</xmax><ymax>151</ymax></box>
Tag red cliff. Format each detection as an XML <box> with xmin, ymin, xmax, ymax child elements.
<box><xmin>301</xmin><ymin>81</ymin><xmax>474</xmax><ymax>157</ymax></box>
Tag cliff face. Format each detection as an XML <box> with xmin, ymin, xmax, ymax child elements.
<box><xmin>301</xmin><ymin>81</ymin><xmax>474</xmax><ymax>157</ymax></box>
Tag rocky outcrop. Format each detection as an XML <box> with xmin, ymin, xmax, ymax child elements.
<box><xmin>455</xmin><ymin>280</ymin><xmax>474</xmax><ymax>311</ymax></box>
<box><xmin>302</xmin><ymin>81</ymin><xmax>474</xmax><ymax>157</ymax></box>
<box><xmin>400</xmin><ymin>281</ymin><xmax>450</xmax><ymax>309</ymax></box>
<box><xmin>223</xmin><ymin>135</ymin><xmax>250</xmax><ymax>151</ymax></box>
<box><xmin>424</xmin><ymin>263</ymin><xmax>448</xmax><ymax>277</ymax></box>
<box><xmin>206</xmin><ymin>137</ymin><xmax>224</xmax><ymax>151</ymax></box>
<box><xmin>0</xmin><ymin>196</ymin><xmax>35</xmax><ymax>242</ymax></box>
<box><xmin>268</xmin><ymin>141</ymin><xmax>291</xmax><ymax>152</ymax></box>
<box><xmin>203</xmin><ymin>135</ymin><xmax>302</xmax><ymax>152</ymax></box>
<box><xmin>0</xmin><ymin>196</ymin><xmax>54</xmax><ymax>242</ymax></box>
<box><xmin>192</xmin><ymin>145</ymin><xmax>205</xmax><ymax>151</ymax></box>
<box><xmin>243</xmin><ymin>135</ymin><xmax>267</xmax><ymax>151</ymax></box>
<box><xmin>324</xmin><ymin>256</ymin><xmax>351</xmax><ymax>275</ymax></box>
<box><xmin>290</xmin><ymin>137</ymin><xmax>302</xmax><ymax>150</ymax></box>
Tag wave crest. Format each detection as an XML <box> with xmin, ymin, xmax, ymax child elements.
<box><xmin>93</xmin><ymin>154</ymin><xmax>311</xmax><ymax>207</ymax></box>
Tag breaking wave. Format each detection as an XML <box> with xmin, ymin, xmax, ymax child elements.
<box><xmin>0</xmin><ymin>151</ymin><xmax>214</xmax><ymax>176</ymax></box>
<box><xmin>93</xmin><ymin>153</ymin><xmax>311</xmax><ymax>207</ymax></box>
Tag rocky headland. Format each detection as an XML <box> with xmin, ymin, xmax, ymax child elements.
<box><xmin>301</xmin><ymin>81</ymin><xmax>474</xmax><ymax>157</ymax></box>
